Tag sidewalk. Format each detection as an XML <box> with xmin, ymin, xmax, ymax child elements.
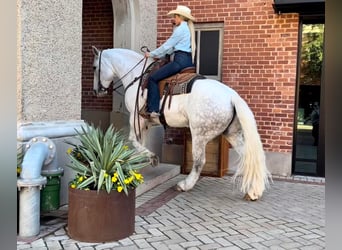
<box><xmin>17</xmin><ymin>173</ymin><xmax>325</xmax><ymax>249</ymax></box>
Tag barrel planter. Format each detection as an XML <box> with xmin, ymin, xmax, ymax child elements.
<box><xmin>67</xmin><ymin>187</ymin><xmax>136</xmax><ymax>242</ymax></box>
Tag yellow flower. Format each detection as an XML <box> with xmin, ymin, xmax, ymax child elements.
<box><xmin>134</xmin><ymin>173</ymin><xmax>143</xmax><ymax>181</ymax></box>
<box><xmin>71</xmin><ymin>184</ymin><xmax>76</xmax><ymax>188</ymax></box>
<box><xmin>123</xmin><ymin>145</ymin><xmax>129</xmax><ymax>150</ymax></box>
<box><xmin>67</xmin><ymin>148</ymin><xmax>73</xmax><ymax>154</ymax></box>
<box><xmin>111</xmin><ymin>176</ymin><xmax>117</xmax><ymax>183</ymax></box>
<box><xmin>78</xmin><ymin>176</ymin><xmax>84</xmax><ymax>182</ymax></box>
<box><xmin>117</xmin><ymin>186</ymin><xmax>123</xmax><ymax>192</ymax></box>
<box><xmin>124</xmin><ymin>178</ymin><xmax>130</xmax><ymax>184</ymax></box>
<box><xmin>104</xmin><ymin>173</ymin><xmax>109</xmax><ymax>178</ymax></box>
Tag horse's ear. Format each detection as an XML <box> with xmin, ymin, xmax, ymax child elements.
<box><xmin>92</xmin><ymin>46</ymin><xmax>99</xmax><ymax>56</ymax></box>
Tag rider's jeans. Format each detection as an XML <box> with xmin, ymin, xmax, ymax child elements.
<box><xmin>147</xmin><ymin>51</ymin><xmax>194</xmax><ymax>113</ymax></box>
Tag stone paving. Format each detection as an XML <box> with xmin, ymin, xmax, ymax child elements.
<box><xmin>17</xmin><ymin>174</ymin><xmax>325</xmax><ymax>249</ymax></box>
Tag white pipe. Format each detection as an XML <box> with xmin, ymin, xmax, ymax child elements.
<box><xmin>17</xmin><ymin>137</ymin><xmax>57</xmax><ymax>238</ymax></box>
<box><xmin>21</xmin><ymin>143</ymin><xmax>48</xmax><ymax>179</ymax></box>
<box><xmin>17</xmin><ymin>120</ymin><xmax>86</xmax><ymax>142</ymax></box>
<box><xmin>19</xmin><ymin>186</ymin><xmax>43</xmax><ymax>237</ymax></box>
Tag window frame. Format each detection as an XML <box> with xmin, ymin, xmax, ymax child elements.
<box><xmin>194</xmin><ymin>22</ymin><xmax>224</xmax><ymax>80</ymax></box>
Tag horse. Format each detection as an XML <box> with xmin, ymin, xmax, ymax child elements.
<box><xmin>92</xmin><ymin>46</ymin><xmax>271</xmax><ymax>200</ymax></box>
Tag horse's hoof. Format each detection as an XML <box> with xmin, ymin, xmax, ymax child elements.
<box><xmin>150</xmin><ymin>155</ymin><xmax>159</xmax><ymax>167</ymax></box>
<box><xmin>175</xmin><ymin>185</ymin><xmax>184</xmax><ymax>192</ymax></box>
<box><xmin>176</xmin><ymin>180</ymin><xmax>190</xmax><ymax>192</ymax></box>
<box><xmin>243</xmin><ymin>193</ymin><xmax>258</xmax><ymax>201</ymax></box>
<box><xmin>176</xmin><ymin>181</ymin><xmax>188</xmax><ymax>192</ymax></box>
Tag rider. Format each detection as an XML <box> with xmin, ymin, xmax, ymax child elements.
<box><xmin>144</xmin><ymin>5</ymin><xmax>196</xmax><ymax>118</ymax></box>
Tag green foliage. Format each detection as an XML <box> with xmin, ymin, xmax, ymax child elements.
<box><xmin>17</xmin><ymin>146</ymin><xmax>24</xmax><ymax>176</ymax></box>
<box><xmin>66</xmin><ymin>123</ymin><xmax>150</xmax><ymax>195</ymax></box>
<box><xmin>301</xmin><ymin>24</ymin><xmax>324</xmax><ymax>84</ymax></box>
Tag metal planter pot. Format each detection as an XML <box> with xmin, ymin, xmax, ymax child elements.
<box><xmin>67</xmin><ymin>187</ymin><xmax>136</xmax><ymax>242</ymax></box>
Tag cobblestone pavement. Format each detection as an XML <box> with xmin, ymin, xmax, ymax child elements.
<box><xmin>17</xmin><ymin>175</ymin><xmax>325</xmax><ymax>249</ymax></box>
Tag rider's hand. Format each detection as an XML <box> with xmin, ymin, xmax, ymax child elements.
<box><xmin>144</xmin><ymin>52</ymin><xmax>150</xmax><ymax>58</ymax></box>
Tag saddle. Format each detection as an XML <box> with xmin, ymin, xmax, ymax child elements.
<box><xmin>141</xmin><ymin>59</ymin><xmax>204</xmax><ymax>99</ymax></box>
<box><xmin>159</xmin><ymin>67</ymin><xmax>197</xmax><ymax>98</ymax></box>
<box><xmin>139</xmin><ymin>59</ymin><xmax>206</xmax><ymax>126</ymax></box>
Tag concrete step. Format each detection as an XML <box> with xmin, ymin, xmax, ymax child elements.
<box><xmin>136</xmin><ymin>163</ymin><xmax>180</xmax><ymax>196</ymax></box>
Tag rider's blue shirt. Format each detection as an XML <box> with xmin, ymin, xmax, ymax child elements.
<box><xmin>149</xmin><ymin>21</ymin><xmax>191</xmax><ymax>58</ymax></box>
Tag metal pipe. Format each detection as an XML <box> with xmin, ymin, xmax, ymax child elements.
<box><xmin>17</xmin><ymin>137</ymin><xmax>57</xmax><ymax>238</ymax></box>
<box><xmin>21</xmin><ymin>143</ymin><xmax>48</xmax><ymax>179</ymax></box>
<box><xmin>18</xmin><ymin>186</ymin><xmax>44</xmax><ymax>237</ymax></box>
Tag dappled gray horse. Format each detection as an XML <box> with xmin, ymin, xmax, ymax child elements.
<box><xmin>92</xmin><ymin>47</ymin><xmax>271</xmax><ymax>200</ymax></box>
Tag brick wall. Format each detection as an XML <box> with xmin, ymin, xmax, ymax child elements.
<box><xmin>159</xmin><ymin>0</ymin><xmax>299</xmax><ymax>153</ymax></box>
<box><xmin>82</xmin><ymin>0</ymin><xmax>113</xmax><ymax>111</ymax></box>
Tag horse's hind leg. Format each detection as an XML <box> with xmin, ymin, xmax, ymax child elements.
<box><xmin>177</xmin><ymin>136</ymin><xmax>207</xmax><ymax>192</ymax></box>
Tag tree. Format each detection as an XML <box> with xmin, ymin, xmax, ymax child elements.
<box><xmin>300</xmin><ymin>24</ymin><xmax>324</xmax><ymax>85</ymax></box>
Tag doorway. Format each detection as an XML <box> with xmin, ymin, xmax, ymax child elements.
<box><xmin>293</xmin><ymin>18</ymin><xmax>324</xmax><ymax>177</ymax></box>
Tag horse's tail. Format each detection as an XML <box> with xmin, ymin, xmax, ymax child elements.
<box><xmin>228</xmin><ymin>92</ymin><xmax>271</xmax><ymax>199</ymax></box>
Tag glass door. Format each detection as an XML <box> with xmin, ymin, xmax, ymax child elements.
<box><xmin>293</xmin><ymin>20</ymin><xmax>324</xmax><ymax>177</ymax></box>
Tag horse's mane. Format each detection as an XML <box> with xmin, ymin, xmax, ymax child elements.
<box><xmin>105</xmin><ymin>48</ymin><xmax>144</xmax><ymax>62</ymax></box>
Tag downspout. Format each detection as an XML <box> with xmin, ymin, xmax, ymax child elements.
<box><xmin>17</xmin><ymin>136</ymin><xmax>61</xmax><ymax>238</ymax></box>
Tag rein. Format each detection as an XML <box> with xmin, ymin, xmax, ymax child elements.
<box><xmin>98</xmin><ymin>50</ymin><xmax>103</xmax><ymax>92</ymax></box>
<box><xmin>133</xmin><ymin>54</ymin><xmax>149</xmax><ymax>142</ymax></box>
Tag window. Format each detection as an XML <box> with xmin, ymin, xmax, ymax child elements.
<box><xmin>194</xmin><ymin>23</ymin><xmax>224</xmax><ymax>80</ymax></box>
<box><xmin>293</xmin><ymin>19</ymin><xmax>324</xmax><ymax>177</ymax></box>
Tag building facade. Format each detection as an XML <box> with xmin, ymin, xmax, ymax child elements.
<box><xmin>17</xmin><ymin>0</ymin><xmax>325</xmax><ymax>209</ymax></box>
<box><xmin>157</xmin><ymin>0</ymin><xmax>325</xmax><ymax>177</ymax></box>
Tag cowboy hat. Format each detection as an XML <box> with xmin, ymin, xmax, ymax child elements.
<box><xmin>167</xmin><ymin>5</ymin><xmax>195</xmax><ymax>21</ymax></box>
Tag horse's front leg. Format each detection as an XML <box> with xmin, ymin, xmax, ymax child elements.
<box><xmin>177</xmin><ymin>137</ymin><xmax>206</xmax><ymax>192</ymax></box>
<box><xmin>128</xmin><ymin>115</ymin><xmax>159</xmax><ymax>167</ymax></box>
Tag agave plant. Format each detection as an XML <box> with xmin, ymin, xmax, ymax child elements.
<box><xmin>17</xmin><ymin>146</ymin><xmax>24</xmax><ymax>177</ymax></box>
<box><xmin>66</xmin><ymin>123</ymin><xmax>150</xmax><ymax>195</ymax></box>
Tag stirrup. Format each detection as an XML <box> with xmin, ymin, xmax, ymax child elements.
<box><xmin>149</xmin><ymin>112</ymin><xmax>160</xmax><ymax>118</ymax></box>
<box><xmin>138</xmin><ymin>109</ymin><xmax>150</xmax><ymax>119</ymax></box>
<box><xmin>138</xmin><ymin>104</ymin><xmax>149</xmax><ymax>119</ymax></box>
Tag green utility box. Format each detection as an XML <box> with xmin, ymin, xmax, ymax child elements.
<box><xmin>40</xmin><ymin>172</ymin><xmax>63</xmax><ymax>212</ymax></box>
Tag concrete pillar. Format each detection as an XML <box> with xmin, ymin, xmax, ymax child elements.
<box><xmin>17</xmin><ymin>0</ymin><xmax>82</xmax><ymax>122</ymax></box>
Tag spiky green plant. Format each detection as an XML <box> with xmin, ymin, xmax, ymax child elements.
<box><xmin>66</xmin><ymin>123</ymin><xmax>150</xmax><ymax>195</ymax></box>
<box><xmin>17</xmin><ymin>146</ymin><xmax>24</xmax><ymax>176</ymax></box>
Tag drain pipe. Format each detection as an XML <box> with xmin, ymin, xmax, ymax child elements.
<box><xmin>17</xmin><ymin>136</ymin><xmax>58</xmax><ymax>238</ymax></box>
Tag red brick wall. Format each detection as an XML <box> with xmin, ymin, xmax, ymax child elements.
<box><xmin>159</xmin><ymin>0</ymin><xmax>299</xmax><ymax>153</ymax></box>
<box><xmin>82</xmin><ymin>0</ymin><xmax>113</xmax><ymax>111</ymax></box>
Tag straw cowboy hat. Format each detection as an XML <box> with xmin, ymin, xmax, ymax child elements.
<box><xmin>167</xmin><ymin>5</ymin><xmax>195</xmax><ymax>21</ymax></box>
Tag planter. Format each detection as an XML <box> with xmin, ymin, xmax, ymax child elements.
<box><xmin>67</xmin><ymin>187</ymin><xmax>136</xmax><ymax>242</ymax></box>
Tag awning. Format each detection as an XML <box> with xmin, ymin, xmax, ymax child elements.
<box><xmin>273</xmin><ymin>0</ymin><xmax>325</xmax><ymax>15</ymax></box>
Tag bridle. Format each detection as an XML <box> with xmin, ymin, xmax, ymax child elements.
<box><xmin>95</xmin><ymin>47</ymin><xmax>149</xmax><ymax>97</ymax></box>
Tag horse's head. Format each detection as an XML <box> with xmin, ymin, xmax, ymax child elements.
<box><xmin>92</xmin><ymin>46</ymin><xmax>113</xmax><ymax>97</ymax></box>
